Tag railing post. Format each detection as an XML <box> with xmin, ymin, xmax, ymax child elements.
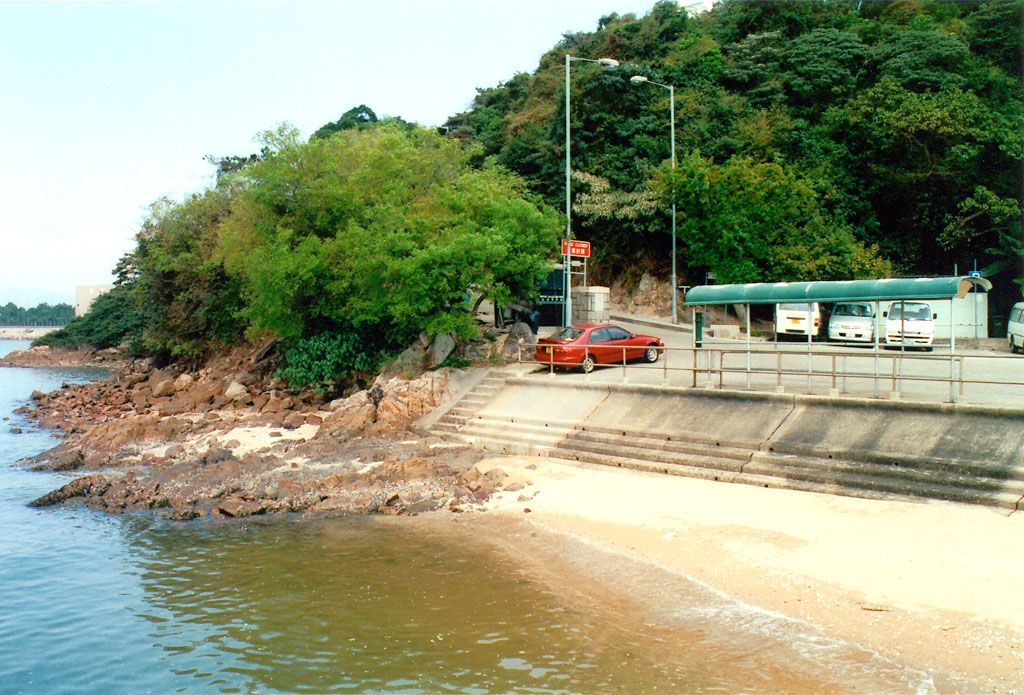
<box><xmin>746</xmin><ymin>345</ymin><xmax>751</xmax><ymax>390</ymax></box>
<box><xmin>621</xmin><ymin>346</ymin><xmax>628</xmax><ymax>383</ymax></box>
<box><xmin>776</xmin><ymin>350</ymin><xmax>782</xmax><ymax>391</ymax></box>
<box><xmin>949</xmin><ymin>350</ymin><xmax>956</xmax><ymax>403</ymax></box>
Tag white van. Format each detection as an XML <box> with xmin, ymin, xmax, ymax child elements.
<box><xmin>828</xmin><ymin>301</ymin><xmax>875</xmax><ymax>343</ymax></box>
<box><xmin>1007</xmin><ymin>302</ymin><xmax>1024</xmax><ymax>353</ymax></box>
<box><xmin>775</xmin><ymin>302</ymin><xmax>821</xmax><ymax>339</ymax></box>
<box><xmin>883</xmin><ymin>301</ymin><xmax>936</xmax><ymax>350</ymax></box>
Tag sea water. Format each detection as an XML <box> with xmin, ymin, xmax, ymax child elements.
<box><xmin>0</xmin><ymin>341</ymin><xmax>937</xmax><ymax>694</ymax></box>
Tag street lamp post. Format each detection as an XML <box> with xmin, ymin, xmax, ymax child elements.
<box><xmin>630</xmin><ymin>75</ymin><xmax>677</xmax><ymax>324</ymax></box>
<box><xmin>564</xmin><ymin>54</ymin><xmax>619</xmax><ymax>327</ymax></box>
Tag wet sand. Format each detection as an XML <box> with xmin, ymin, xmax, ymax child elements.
<box><xmin>461</xmin><ymin>457</ymin><xmax>1024</xmax><ymax>693</ymax></box>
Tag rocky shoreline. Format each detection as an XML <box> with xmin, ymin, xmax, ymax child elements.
<box><xmin>5</xmin><ymin>344</ymin><xmax>524</xmax><ymax>521</ymax></box>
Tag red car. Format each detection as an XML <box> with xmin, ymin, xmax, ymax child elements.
<box><xmin>534</xmin><ymin>323</ymin><xmax>664</xmax><ymax>373</ymax></box>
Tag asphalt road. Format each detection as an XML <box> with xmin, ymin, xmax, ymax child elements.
<box><xmin>528</xmin><ymin>318</ymin><xmax>1024</xmax><ymax>408</ymax></box>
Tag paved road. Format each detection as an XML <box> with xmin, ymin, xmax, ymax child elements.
<box><xmin>528</xmin><ymin>319</ymin><xmax>1024</xmax><ymax>408</ymax></box>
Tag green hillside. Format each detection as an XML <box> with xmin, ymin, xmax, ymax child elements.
<box><xmin>442</xmin><ymin>0</ymin><xmax>1022</xmax><ymax>299</ymax></box>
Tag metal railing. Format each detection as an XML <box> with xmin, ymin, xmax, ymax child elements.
<box><xmin>518</xmin><ymin>342</ymin><xmax>1024</xmax><ymax>405</ymax></box>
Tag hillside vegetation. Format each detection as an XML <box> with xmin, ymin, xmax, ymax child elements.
<box><xmin>41</xmin><ymin>0</ymin><xmax>1023</xmax><ymax>385</ymax></box>
<box><xmin>40</xmin><ymin>126</ymin><xmax>560</xmax><ymax>386</ymax></box>
<box><xmin>444</xmin><ymin>0</ymin><xmax>1022</xmax><ymax>292</ymax></box>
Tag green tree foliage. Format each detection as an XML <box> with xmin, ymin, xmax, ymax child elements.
<box><xmin>657</xmin><ymin>152</ymin><xmax>891</xmax><ymax>282</ymax></box>
<box><xmin>133</xmin><ymin>187</ymin><xmax>247</xmax><ymax>362</ymax></box>
<box><xmin>47</xmin><ymin>118</ymin><xmax>560</xmax><ymax>386</ymax></box>
<box><xmin>311</xmin><ymin>104</ymin><xmax>378</xmax><ymax>140</ymax></box>
<box><xmin>34</xmin><ymin>284</ymin><xmax>145</xmax><ymax>353</ymax></box>
<box><xmin>0</xmin><ymin>302</ymin><xmax>73</xmax><ymax>326</ymax></box>
<box><xmin>446</xmin><ymin>0</ymin><xmax>1021</xmax><ymax>311</ymax></box>
<box><xmin>217</xmin><ymin>124</ymin><xmax>560</xmax><ymax>385</ymax></box>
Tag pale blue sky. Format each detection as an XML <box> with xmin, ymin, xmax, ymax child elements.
<box><xmin>0</xmin><ymin>0</ymin><xmax>683</xmax><ymax>307</ymax></box>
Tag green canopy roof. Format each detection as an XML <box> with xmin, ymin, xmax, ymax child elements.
<box><xmin>683</xmin><ymin>276</ymin><xmax>992</xmax><ymax>306</ymax></box>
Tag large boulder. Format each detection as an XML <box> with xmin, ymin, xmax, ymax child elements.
<box><xmin>315</xmin><ymin>391</ymin><xmax>377</xmax><ymax>440</ymax></box>
<box><xmin>224</xmin><ymin>381</ymin><xmax>248</xmax><ymax>401</ymax></box>
<box><xmin>427</xmin><ymin>333</ymin><xmax>456</xmax><ymax>368</ymax></box>
<box><xmin>151</xmin><ymin>379</ymin><xmax>175</xmax><ymax>399</ymax></box>
<box><xmin>375</xmin><ymin>372</ymin><xmax>448</xmax><ymax>425</ymax></box>
<box><xmin>500</xmin><ymin>322</ymin><xmax>535</xmax><ymax>361</ymax></box>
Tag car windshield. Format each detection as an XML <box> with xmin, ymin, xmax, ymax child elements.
<box><xmin>549</xmin><ymin>327</ymin><xmax>585</xmax><ymax>341</ymax></box>
<box><xmin>834</xmin><ymin>303</ymin><xmax>873</xmax><ymax>318</ymax></box>
<box><xmin>889</xmin><ymin>303</ymin><xmax>931</xmax><ymax>320</ymax></box>
<box><xmin>779</xmin><ymin>303</ymin><xmax>815</xmax><ymax>311</ymax></box>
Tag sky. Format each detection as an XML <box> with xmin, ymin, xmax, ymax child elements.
<box><xmin>0</xmin><ymin>0</ymin><xmax>702</xmax><ymax>308</ymax></box>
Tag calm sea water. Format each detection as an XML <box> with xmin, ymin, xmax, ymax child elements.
<box><xmin>0</xmin><ymin>341</ymin><xmax>937</xmax><ymax>694</ymax></box>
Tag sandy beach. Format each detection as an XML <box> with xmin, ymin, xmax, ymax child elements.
<box><xmin>465</xmin><ymin>456</ymin><xmax>1024</xmax><ymax>693</ymax></box>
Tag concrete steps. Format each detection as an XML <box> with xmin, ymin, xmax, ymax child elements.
<box><xmin>428</xmin><ymin>372</ymin><xmax>509</xmax><ymax>435</ymax></box>
<box><xmin>746</xmin><ymin>451</ymin><xmax>1024</xmax><ymax>509</ymax></box>
<box><xmin>427</xmin><ymin>375</ymin><xmax>1024</xmax><ymax>511</ymax></box>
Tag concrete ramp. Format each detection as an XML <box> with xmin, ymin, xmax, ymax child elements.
<box><xmin>429</xmin><ymin>376</ymin><xmax>1024</xmax><ymax>511</ymax></box>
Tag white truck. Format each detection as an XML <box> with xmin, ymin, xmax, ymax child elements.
<box><xmin>774</xmin><ymin>302</ymin><xmax>821</xmax><ymax>340</ymax></box>
<box><xmin>884</xmin><ymin>301</ymin><xmax>936</xmax><ymax>350</ymax></box>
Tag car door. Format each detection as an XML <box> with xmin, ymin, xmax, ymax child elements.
<box><xmin>586</xmin><ymin>327</ymin><xmax>614</xmax><ymax>363</ymax></box>
<box><xmin>602</xmin><ymin>325</ymin><xmax>638</xmax><ymax>362</ymax></box>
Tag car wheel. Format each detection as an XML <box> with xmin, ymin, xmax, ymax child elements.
<box><xmin>1013</xmin><ymin>339</ymin><xmax>1021</xmax><ymax>354</ymax></box>
<box><xmin>581</xmin><ymin>354</ymin><xmax>596</xmax><ymax>374</ymax></box>
<box><xmin>644</xmin><ymin>345</ymin><xmax>660</xmax><ymax>363</ymax></box>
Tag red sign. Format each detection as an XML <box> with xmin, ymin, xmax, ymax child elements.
<box><xmin>561</xmin><ymin>239</ymin><xmax>591</xmax><ymax>257</ymax></box>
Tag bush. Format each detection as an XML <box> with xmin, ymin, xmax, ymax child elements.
<box><xmin>277</xmin><ymin>329</ymin><xmax>385</xmax><ymax>389</ymax></box>
<box><xmin>34</xmin><ymin>284</ymin><xmax>145</xmax><ymax>353</ymax></box>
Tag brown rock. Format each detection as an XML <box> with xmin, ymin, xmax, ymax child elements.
<box><xmin>224</xmin><ymin>381</ymin><xmax>248</xmax><ymax>400</ymax></box>
<box><xmin>217</xmin><ymin>496</ymin><xmax>266</xmax><ymax>518</ymax></box>
<box><xmin>315</xmin><ymin>391</ymin><xmax>376</xmax><ymax>440</ymax></box>
<box><xmin>151</xmin><ymin>379</ymin><xmax>175</xmax><ymax>398</ymax></box>
<box><xmin>29</xmin><ymin>474</ymin><xmax>111</xmax><ymax>507</ymax></box>
<box><xmin>261</xmin><ymin>397</ymin><xmax>286</xmax><ymax>414</ymax></box>
<box><xmin>167</xmin><ymin>507</ymin><xmax>199</xmax><ymax>521</ymax></box>
<box><xmin>282</xmin><ymin>413</ymin><xmax>305</xmax><ymax>430</ymax></box>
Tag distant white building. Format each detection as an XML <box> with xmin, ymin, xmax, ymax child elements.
<box><xmin>75</xmin><ymin>285</ymin><xmax>115</xmax><ymax>317</ymax></box>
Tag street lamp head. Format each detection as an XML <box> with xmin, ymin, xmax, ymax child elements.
<box><xmin>598</xmin><ymin>58</ymin><xmax>619</xmax><ymax>70</ymax></box>
<box><xmin>630</xmin><ymin>75</ymin><xmax>649</xmax><ymax>85</ymax></box>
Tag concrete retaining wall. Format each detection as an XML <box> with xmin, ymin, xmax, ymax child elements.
<box><xmin>435</xmin><ymin>376</ymin><xmax>1024</xmax><ymax>511</ymax></box>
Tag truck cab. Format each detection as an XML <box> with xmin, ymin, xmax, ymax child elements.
<box><xmin>884</xmin><ymin>301</ymin><xmax>936</xmax><ymax>350</ymax></box>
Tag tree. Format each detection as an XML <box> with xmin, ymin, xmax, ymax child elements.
<box><xmin>133</xmin><ymin>186</ymin><xmax>246</xmax><ymax>361</ymax></box>
<box><xmin>218</xmin><ymin>124</ymin><xmax>561</xmax><ymax>386</ymax></box>
<box><xmin>311</xmin><ymin>104</ymin><xmax>379</xmax><ymax>140</ymax></box>
<box><xmin>656</xmin><ymin>152</ymin><xmax>891</xmax><ymax>283</ymax></box>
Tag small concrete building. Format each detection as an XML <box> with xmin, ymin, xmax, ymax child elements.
<box><xmin>75</xmin><ymin>284</ymin><xmax>115</xmax><ymax>317</ymax></box>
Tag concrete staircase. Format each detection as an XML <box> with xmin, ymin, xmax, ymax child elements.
<box><xmin>429</xmin><ymin>372</ymin><xmax>511</xmax><ymax>439</ymax></box>
<box><xmin>428</xmin><ymin>376</ymin><xmax>1024</xmax><ymax>511</ymax></box>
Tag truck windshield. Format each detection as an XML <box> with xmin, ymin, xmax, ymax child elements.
<box><xmin>889</xmin><ymin>304</ymin><xmax>931</xmax><ymax>320</ymax></box>
<box><xmin>833</xmin><ymin>303</ymin><xmax>873</xmax><ymax>317</ymax></box>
